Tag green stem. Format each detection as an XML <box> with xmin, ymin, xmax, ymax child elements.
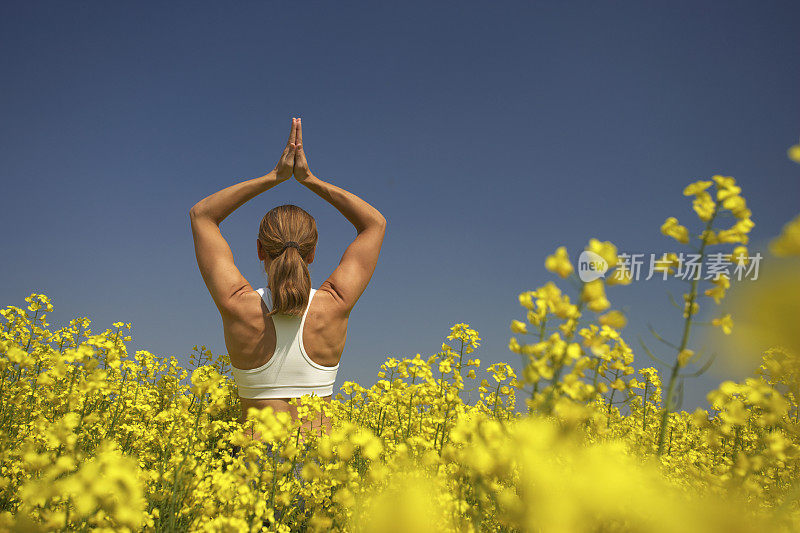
<box><xmin>656</xmin><ymin>206</ymin><xmax>718</xmax><ymax>455</ymax></box>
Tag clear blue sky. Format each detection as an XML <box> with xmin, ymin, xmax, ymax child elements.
<box><xmin>1</xmin><ymin>1</ymin><xmax>798</xmax><ymax>410</ymax></box>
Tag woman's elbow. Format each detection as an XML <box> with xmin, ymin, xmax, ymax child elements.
<box><xmin>358</xmin><ymin>215</ymin><xmax>386</xmax><ymax>235</ymax></box>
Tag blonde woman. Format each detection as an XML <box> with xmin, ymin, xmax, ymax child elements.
<box><xmin>190</xmin><ymin>118</ymin><xmax>386</xmax><ymax>445</ymax></box>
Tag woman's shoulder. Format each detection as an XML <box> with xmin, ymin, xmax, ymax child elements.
<box><xmin>312</xmin><ymin>282</ymin><xmax>351</xmax><ymax>319</ymax></box>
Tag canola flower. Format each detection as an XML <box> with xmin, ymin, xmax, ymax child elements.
<box><xmin>1</xmin><ymin>288</ymin><xmax>798</xmax><ymax>531</ymax></box>
<box><xmin>2</xmin><ymin>295</ymin><xmax>797</xmax><ymax>532</ymax></box>
<box><xmin>770</xmin><ymin>214</ymin><xmax>800</xmax><ymax>257</ymax></box>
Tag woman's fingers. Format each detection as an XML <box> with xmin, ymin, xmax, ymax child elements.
<box><xmin>274</xmin><ymin>118</ymin><xmax>300</xmax><ymax>181</ymax></box>
<box><xmin>294</xmin><ymin>119</ymin><xmax>305</xmax><ymax>164</ymax></box>
<box><xmin>296</xmin><ymin>118</ymin><xmax>303</xmax><ymax>150</ymax></box>
<box><xmin>291</xmin><ymin>117</ymin><xmax>312</xmax><ymax>181</ymax></box>
<box><xmin>288</xmin><ymin>118</ymin><xmax>298</xmax><ymax>146</ymax></box>
<box><xmin>283</xmin><ymin>118</ymin><xmax>299</xmax><ymax>158</ymax></box>
<box><xmin>280</xmin><ymin>119</ymin><xmax>297</xmax><ymax>158</ymax></box>
<box><xmin>283</xmin><ymin>119</ymin><xmax>297</xmax><ymax>153</ymax></box>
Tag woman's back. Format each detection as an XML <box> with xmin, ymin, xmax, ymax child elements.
<box><xmin>223</xmin><ymin>282</ymin><xmax>352</xmax><ymax>434</ymax></box>
<box><xmin>226</xmin><ymin>284</ymin><xmax>348</xmax><ymax>371</ymax></box>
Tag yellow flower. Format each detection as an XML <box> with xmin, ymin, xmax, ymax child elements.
<box><xmin>700</xmin><ymin>229</ymin><xmax>719</xmax><ymax>245</ymax></box>
<box><xmin>544</xmin><ymin>246</ymin><xmax>574</xmax><ymax>278</ymax></box>
<box><xmin>527</xmin><ymin>309</ymin><xmax>544</xmax><ymax>325</ymax></box>
<box><xmin>769</xmin><ymin>214</ymin><xmax>800</xmax><ymax>257</ymax></box>
<box><xmin>581</xmin><ymin>279</ymin><xmax>604</xmax><ymax>301</ymax></box>
<box><xmin>711</xmin><ymin>175</ymin><xmax>737</xmax><ymax>190</ymax></box>
<box><xmin>683</xmin><ymin>294</ymin><xmax>699</xmax><ymax>318</ymax></box>
<box><xmin>733</xmin><ymin>208</ymin><xmax>753</xmax><ymax>222</ymax></box>
<box><xmin>587</xmin><ymin>297</ymin><xmax>610</xmax><ymax>313</ymax></box>
<box><xmin>586</xmin><ymin>238</ymin><xmax>619</xmax><ymax>268</ymax></box>
<box><xmin>552</xmin><ymin>298</ymin><xmax>578</xmax><ymax>320</ymax></box>
<box><xmin>510</xmin><ymin>320</ymin><xmax>528</xmax><ymax>334</ymax></box>
<box><xmin>717</xmin><ymin>184</ymin><xmax>742</xmax><ymax>202</ymax></box>
<box><xmin>732</xmin><ymin>217</ymin><xmax>755</xmax><ymax>234</ymax></box>
<box><xmin>661</xmin><ymin>217</ymin><xmax>689</xmax><ymax>244</ymax></box>
<box><xmin>721</xmin><ymin>194</ymin><xmax>748</xmax><ymax>219</ymax></box>
<box><xmin>704</xmin><ymin>275</ymin><xmax>730</xmax><ymax>304</ymax></box>
<box><xmin>712</xmin><ymin>314</ymin><xmax>734</xmax><ymax>335</ymax></box>
<box><xmin>692</xmin><ymin>191</ymin><xmax>716</xmax><ymax>221</ymax></box>
<box><xmin>582</xmin><ymin>279</ymin><xmax>611</xmax><ymax>313</ymax></box>
<box><xmin>519</xmin><ymin>291</ymin><xmax>535</xmax><ymax>310</ymax></box>
<box><xmin>362</xmin><ymin>438</ymin><xmax>383</xmax><ymax>461</ymax></box>
<box><xmin>610</xmin><ymin>378</ymin><xmax>626</xmax><ymax>391</ymax></box>
<box><xmin>716</xmin><ymin>228</ymin><xmax>748</xmax><ymax>245</ymax></box>
<box><xmin>683</xmin><ymin>180</ymin><xmax>712</xmax><ymax>196</ymax></box>
<box><xmin>788</xmin><ymin>138</ymin><xmax>800</xmax><ymax>163</ymax></box>
<box><xmin>677</xmin><ymin>349</ymin><xmax>695</xmax><ymax>368</ymax></box>
<box><xmin>598</xmin><ymin>310</ymin><xmax>627</xmax><ymax>329</ymax></box>
<box><xmin>729</xmin><ymin>246</ymin><xmax>749</xmax><ymax>266</ymax></box>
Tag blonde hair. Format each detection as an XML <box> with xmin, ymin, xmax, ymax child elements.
<box><xmin>257</xmin><ymin>205</ymin><xmax>318</xmax><ymax>317</ymax></box>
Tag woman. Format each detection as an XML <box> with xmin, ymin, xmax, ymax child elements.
<box><xmin>189</xmin><ymin>117</ymin><xmax>386</xmax><ymax>443</ymax></box>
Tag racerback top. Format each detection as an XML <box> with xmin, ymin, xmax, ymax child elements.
<box><xmin>230</xmin><ymin>287</ymin><xmax>339</xmax><ymax>399</ymax></box>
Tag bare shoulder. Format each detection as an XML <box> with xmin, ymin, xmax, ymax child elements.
<box><xmin>314</xmin><ymin>282</ymin><xmax>350</xmax><ymax>319</ymax></box>
<box><xmin>224</xmin><ymin>288</ymin><xmax>268</xmax><ymax>324</ymax></box>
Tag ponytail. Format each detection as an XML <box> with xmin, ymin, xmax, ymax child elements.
<box><xmin>258</xmin><ymin>205</ymin><xmax>318</xmax><ymax>317</ymax></box>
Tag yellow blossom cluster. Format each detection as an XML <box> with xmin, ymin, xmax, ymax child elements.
<box><xmin>0</xmin><ymin>288</ymin><xmax>798</xmax><ymax>531</ymax></box>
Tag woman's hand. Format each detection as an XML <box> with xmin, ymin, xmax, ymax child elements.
<box><xmin>293</xmin><ymin>118</ymin><xmax>313</xmax><ymax>182</ymax></box>
<box><xmin>273</xmin><ymin>118</ymin><xmax>299</xmax><ymax>182</ymax></box>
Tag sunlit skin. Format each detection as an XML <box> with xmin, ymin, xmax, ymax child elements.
<box><xmin>190</xmin><ymin>117</ymin><xmax>386</xmax><ymax>444</ymax></box>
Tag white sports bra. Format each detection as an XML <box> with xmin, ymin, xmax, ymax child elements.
<box><xmin>230</xmin><ymin>287</ymin><xmax>340</xmax><ymax>399</ymax></box>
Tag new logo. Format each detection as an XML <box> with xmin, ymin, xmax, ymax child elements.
<box><xmin>578</xmin><ymin>251</ymin><xmax>608</xmax><ymax>282</ymax></box>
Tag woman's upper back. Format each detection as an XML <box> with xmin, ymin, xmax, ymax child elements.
<box><xmin>224</xmin><ymin>282</ymin><xmax>348</xmax><ymax>374</ymax></box>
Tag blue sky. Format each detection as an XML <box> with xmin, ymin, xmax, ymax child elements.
<box><xmin>1</xmin><ymin>1</ymin><xmax>798</xmax><ymax>410</ymax></box>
